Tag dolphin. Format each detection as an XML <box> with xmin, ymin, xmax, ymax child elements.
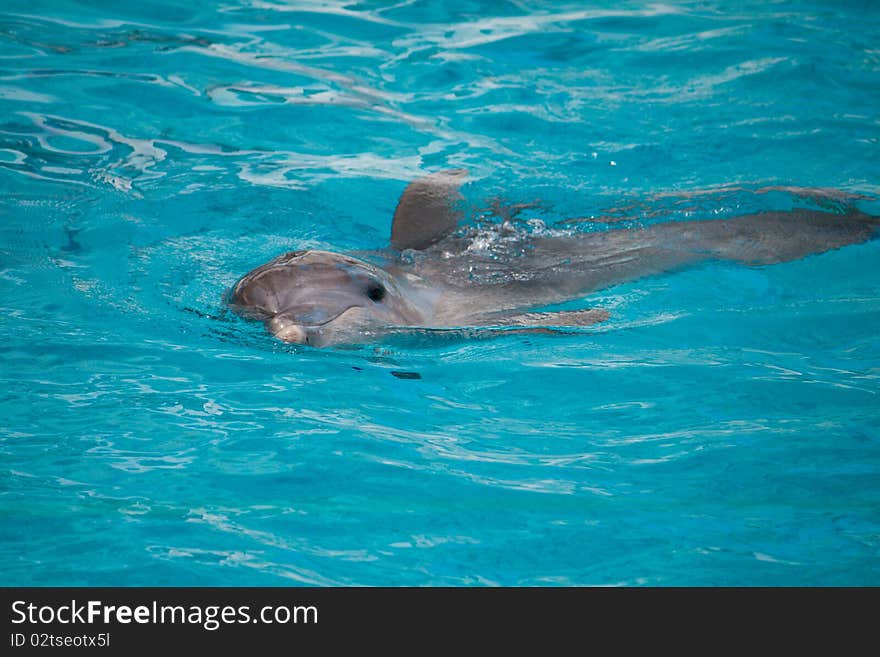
<box><xmin>229</xmin><ymin>171</ymin><xmax>879</xmax><ymax>347</ymax></box>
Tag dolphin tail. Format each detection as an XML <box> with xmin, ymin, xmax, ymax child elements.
<box><xmin>669</xmin><ymin>208</ymin><xmax>880</xmax><ymax>265</ymax></box>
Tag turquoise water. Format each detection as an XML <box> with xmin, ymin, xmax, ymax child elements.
<box><xmin>2</xmin><ymin>0</ymin><xmax>880</xmax><ymax>586</ymax></box>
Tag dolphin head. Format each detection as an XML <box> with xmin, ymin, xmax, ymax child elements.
<box><xmin>230</xmin><ymin>250</ymin><xmax>430</xmax><ymax>346</ymax></box>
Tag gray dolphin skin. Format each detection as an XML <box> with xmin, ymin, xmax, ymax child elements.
<box><xmin>229</xmin><ymin>171</ymin><xmax>879</xmax><ymax>347</ymax></box>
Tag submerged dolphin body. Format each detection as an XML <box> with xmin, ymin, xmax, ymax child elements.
<box><xmin>230</xmin><ymin>171</ymin><xmax>879</xmax><ymax>346</ymax></box>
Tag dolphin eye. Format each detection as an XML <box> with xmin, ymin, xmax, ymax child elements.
<box><xmin>365</xmin><ymin>282</ymin><xmax>386</xmax><ymax>302</ymax></box>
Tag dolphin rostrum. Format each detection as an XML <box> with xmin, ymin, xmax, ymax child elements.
<box><xmin>229</xmin><ymin>171</ymin><xmax>879</xmax><ymax>347</ymax></box>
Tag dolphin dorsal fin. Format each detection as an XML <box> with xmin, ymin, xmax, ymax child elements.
<box><xmin>391</xmin><ymin>169</ymin><xmax>467</xmax><ymax>251</ymax></box>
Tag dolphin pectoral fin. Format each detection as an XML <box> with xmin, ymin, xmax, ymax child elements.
<box><xmin>381</xmin><ymin>309</ymin><xmax>609</xmax><ymax>345</ymax></box>
<box><xmin>391</xmin><ymin>169</ymin><xmax>468</xmax><ymax>251</ymax></box>
<box><xmin>497</xmin><ymin>309</ymin><xmax>611</xmax><ymax>328</ymax></box>
<box><xmin>437</xmin><ymin>309</ymin><xmax>610</xmax><ymax>338</ymax></box>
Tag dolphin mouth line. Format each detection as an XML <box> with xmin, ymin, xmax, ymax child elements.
<box><xmin>277</xmin><ymin>304</ymin><xmax>362</xmax><ymax>328</ymax></box>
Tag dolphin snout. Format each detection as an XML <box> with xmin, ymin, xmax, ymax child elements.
<box><xmin>268</xmin><ymin>316</ymin><xmax>310</xmax><ymax>344</ymax></box>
